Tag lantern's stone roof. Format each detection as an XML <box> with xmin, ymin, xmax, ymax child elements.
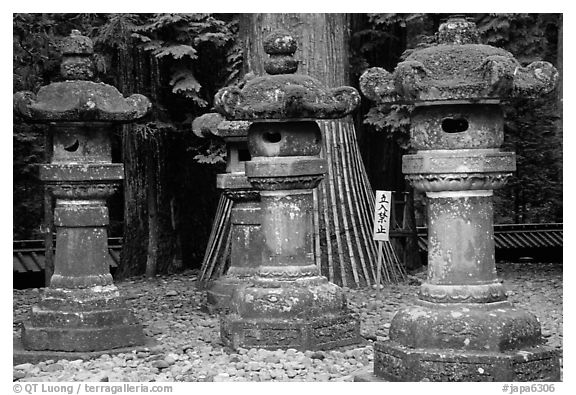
<box><xmin>14</xmin><ymin>30</ymin><xmax>151</xmax><ymax>123</ymax></box>
<box><xmin>360</xmin><ymin>16</ymin><xmax>559</xmax><ymax>105</ymax></box>
<box><xmin>214</xmin><ymin>30</ymin><xmax>360</xmax><ymax>121</ymax></box>
<box><xmin>192</xmin><ymin>112</ymin><xmax>251</xmax><ymax>139</ymax></box>
<box><xmin>192</xmin><ymin>112</ymin><xmax>226</xmax><ymax>138</ymax></box>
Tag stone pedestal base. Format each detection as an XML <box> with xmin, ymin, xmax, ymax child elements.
<box><xmin>220</xmin><ymin>275</ymin><xmax>361</xmax><ymax>351</ymax></box>
<box><xmin>372</xmin><ymin>341</ymin><xmax>560</xmax><ymax>382</ymax></box>
<box><xmin>390</xmin><ymin>301</ymin><xmax>543</xmax><ymax>351</ymax></box>
<box><xmin>353</xmin><ymin>365</ymin><xmax>386</xmax><ymax>382</ymax></box>
<box><xmin>21</xmin><ymin>286</ymin><xmax>145</xmax><ymax>353</ymax></box>
<box><xmin>22</xmin><ymin>321</ymin><xmax>145</xmax><ymax>352</ymax></box>
<box><xmin>206</xmin><ymin>277</ymin><xmax>246</xmax><ymax>314</ymax></box>
<box><xmin>13</xmin><ymin>337</ymin><xmax>158</xmax><ymax>365</ymax></box>
<box><xmin>221</xmin><ymin>313</ymin><xmax>361</xmax><ymax>351</ymax></box>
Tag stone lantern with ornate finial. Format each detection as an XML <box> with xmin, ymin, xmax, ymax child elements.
<box><xmin>192</xmin><ymin>113</ymin><xmax>262</xmax><ymax>313</ymax></box>
<box><xmin>214</xmin><ymin>30</ymin><xmax>362</xmax><ymax>350</ymax></box>
<box><xmin>357</xmin><ymin>16</ymin><xmax>560</xmax><ymax>381</ymax></box>
<box><xmin>13</xmin><ymin>30</ymin><xmax>151</xmax><ymax>361</ymax></box>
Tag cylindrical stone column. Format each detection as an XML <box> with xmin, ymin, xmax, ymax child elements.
<box><xmin>13</xmin><ymin>30</ymin><xmax>151</xmax><ymax>358</ymax></box>
<box><xmin>358</xmin><ymin>16</ymin><xmax>560</xmax><ymax>381</ymax></box>
<box><xmin>246</xmin><ymin>121</ymin><xmax>325</xmax><ymax>274</ymax></box>
<box><xmin>192</xmin><ymin>114</ymin><xmax>262</xmax><ymax>312</ymax></box>
<box><xmin>214</xmin><ymin>30</ymin><xmax>362</xmax><ymax>350</ymax></box>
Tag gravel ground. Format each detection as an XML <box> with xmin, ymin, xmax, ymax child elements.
<box><xmin>13</xmin><ymin>261</ymin><xmax>562</xmax><ymax>382</ymax></box>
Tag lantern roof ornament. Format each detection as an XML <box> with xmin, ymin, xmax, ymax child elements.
<box><xmin>214</xmin><ymin>30</ymin><xmax>360</xmax><ymax>121</ymax></box>
<box><xmin>14</xmin><ymin>30</ymin><xmax>151</xmax><ymax>122</ymax></box>
<box><xmin>360</xmin><ymin>15</ymin><xmax>559</xmax><ymax>105</ymax></box>
<box><xmin>192</xmin><ymin>112</ymin><xmax>251</xmax><ymax>140</ymax></box>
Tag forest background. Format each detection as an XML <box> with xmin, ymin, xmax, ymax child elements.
<box><xmin>13</xmin><ymin>13</ymin><xmax>562</xmax><ymax>277</ymax></box>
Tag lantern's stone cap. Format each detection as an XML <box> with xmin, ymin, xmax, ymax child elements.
<box><xmin>14</xmin><ymin>30</ymin><xmax>151</xmax><ymax>123</ymax></box>
<box><xmin>192</xmin><ymin>112</ymin><xmax>225</xmax><ymax>138</ymax></box>
<box><xmin>214</xmin><ymin>30</ymin><xmax>360</xmax><ymax>121</ymax></box>
<box><xmin>14</xmin><ymin>83</ymin><xmax>151</xmax><ymax>122</ymax></box>
<box><xmin>192</xmin><ymin>112</ymin><xmax>251</xmax><ymax>139</ymax></box>
<box><xmin>360</xmin><ymin>16</ymin><xmax>559</xmax><ymax>105</ymax></box>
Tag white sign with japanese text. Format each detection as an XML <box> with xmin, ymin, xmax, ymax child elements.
<box><xmin>373</xmin><ymin>190</ymin><xmax>392</xmax><ymax>241</ymax></box>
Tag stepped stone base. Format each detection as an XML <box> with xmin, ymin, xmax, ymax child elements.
<box><xmin>364</xmin><ymin>341</ymin><xmax>560</xmax><ymax>382</ymax></box>
<box><xmin>22</xmin><ymin>322</ymin><xmax>145</xmax><ymax>352</ymax></box>
<box><xmin>13</xmin><ymin>337</ymin><xmax>159</xmax><ymax>365</ymax></box>
<box><xmin>221</xmin><ymin>313</ymin><xmax>361</xmax><ymax>351</ymax></box>
<box><xmin>21</xmin><ymin>285</ymin><xmax>146</xmax><ymax>353</ymax></box>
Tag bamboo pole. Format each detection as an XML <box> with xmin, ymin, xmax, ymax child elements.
<box><xmin>376</xmin><ymin>241</ymin><xmax>383</xmax><ymax>290</ymax></box>
<box><xmin>321</xmin><ymin>120</ymin><xmax>348</xmax><ymax>287</ymax></box>
<box><xmin>198</xmin><ymin>194</ymin><xmax>232</xmax><ymax>285</ymax></box>
<box><xmin>331</xmin><ymin>120</ymin><xmax>361</xmax><ymax>285</ymax></box>
<box><xmin>340</xmin><ymin>119</ymin><xmax>372</xmax><ymax>285</ymax></box>
<box><xmin>319</xmin><ymin>177</ymin><xmax>335</xmax><ymax>283</ymax></box>
<box><xmin>349</xmin><ymin>127</ymin><xmax>379</xmax><ymax>282</ymax></box>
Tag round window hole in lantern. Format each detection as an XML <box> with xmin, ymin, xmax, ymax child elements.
<box><xmin>263</xmin><ymin>131</ymin><xmax>282</xmax><ymax>143</ymax></box>
<box><xmin>64</xmin><ymin>139</ymin><xmax>80</xmax><ymax>152</ymax></box>
<box><xmin>441</xmin><ymin>118</ymin><xmax>469</xmax><ymax>134</ymax></box>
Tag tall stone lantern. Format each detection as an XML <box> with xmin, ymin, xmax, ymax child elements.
<box><xmin>214</xmin><ymin>30</ymin><xmax>362</xmax><ymax>350</ymax></box>
<box><xmin>192</xmin><ymin>113</ymin><xmax>262</xmax><ymax>312</ymax></box>
<box><xmin>358</xmin><ymin>17</ymin><xmax>560</xmax><ymax>381</ymax></box>
<box><xmin>13</xmin><ymin>30</ymin><xmax>150</xmax><ymax>360</ymax></box>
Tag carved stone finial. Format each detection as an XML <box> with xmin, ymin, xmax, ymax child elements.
<box><xmin>437</xmin><ymin>15</ymin><xmax>480</xmax><ymax>45</ymax></box>
<box><xmin>60</xmin><ymin>30</ymin><xmax>95</xmax><ymax>81</ymax></box>
<box><xmin>263</xmin><ymin>30</ymin><xmax>299</xmax><ymax>75</ymax></box>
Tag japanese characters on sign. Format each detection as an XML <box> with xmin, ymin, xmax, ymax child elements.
<box><xmin>373</xmin><ymin>190</ymin><xmax>392</xmax><ymax>241</ymax></box>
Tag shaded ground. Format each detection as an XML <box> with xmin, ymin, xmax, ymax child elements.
<box><xmin>13</xmin><ymin>261</ymin><xmax>562</xmax><ymax>382</ymax></box>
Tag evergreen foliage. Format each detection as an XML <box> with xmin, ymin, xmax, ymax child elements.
<box><xmin>13</xmin><ymin>13</ymin><xmax>562</xmax><ymax>273</ymax></box>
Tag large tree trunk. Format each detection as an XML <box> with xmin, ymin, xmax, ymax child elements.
<box><xmin>119</xmin><ymin>125</ymin><xmax>147</xmax><ymax>278</ymax></box>
<box><xmin>556</xmin><ymin>15</ymin><xmax>562</xmax><ymax>187</ymax></box>
<box><xmin>114</xmin><ymin>46</ymin><xmax>181</xmax><ymax>279</ymax></box>
<box><xmin>200</xmin><ymin>13</ymin><xmax>406</xmax><ymax>287</ymax></box>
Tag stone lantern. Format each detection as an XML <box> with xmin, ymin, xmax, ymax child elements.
<box><xmin>13</xmin><ymin>30</ymin><xmax>151</xmax><ymax>360</ymax></box>
<box><xmin>214</xmin><ymin>30</ymin><xmax>362</xmax><ymax>350</ymax></box>
<box><xmin>358</xmin><ymin>16</ymin><xmax>560</xmax><ymax>381</ymax></box>
<box><xmin>192</xmin><ymin>113</ymin><xmax>262</xmax><ymax>312</ymax></box>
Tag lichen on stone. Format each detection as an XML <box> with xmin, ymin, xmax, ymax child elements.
<box><xmin>215</xmin><ymin>30</ymin><xmax>360</xmax><ymax>121</ymax></box>
<box><xmin>14</xmin><ymin>81</ymin><xmax>151</xmax><ymax>122</ymax></box>
<box><xmin>14</xmin><ymin>30</ymin><xmax>151</xmax><ymax>123</ymax></box>
<box><xmin>359</xmin><ymin>17</ymin><xmax>559</xmax><ymax>105</ymax></box>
